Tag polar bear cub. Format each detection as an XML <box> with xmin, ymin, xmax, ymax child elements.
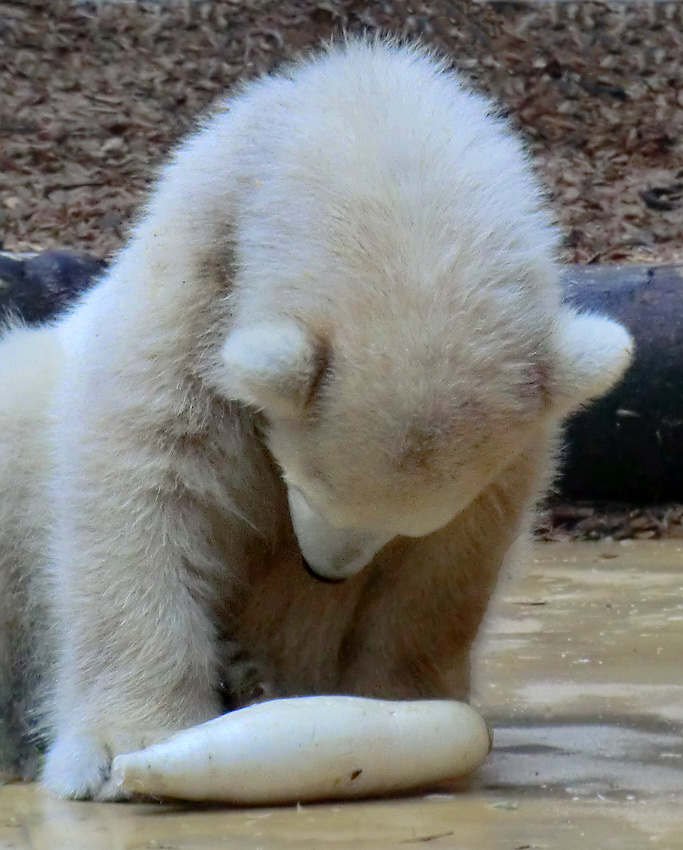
<box><xmin>0</xmin><ymin>39</ymin><xmax>631</xmax><ymax>798</ymax></box>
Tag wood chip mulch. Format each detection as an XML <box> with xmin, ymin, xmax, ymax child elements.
<box><xmin>3</xmin><ymin>0</ymin><xmax>683</xmax><ymax>265</ymax></box>
<box><xmin>537</xmin><ymin>502</ymin><xmax>683</xmax><ymax>541</ymax></box>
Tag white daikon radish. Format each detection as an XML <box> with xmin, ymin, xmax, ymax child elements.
<box><xmin>111</xmin><ymin>696</ymin><xmax>491</xmax><ymax>804</ymax></box>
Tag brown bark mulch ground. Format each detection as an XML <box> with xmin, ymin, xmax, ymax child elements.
<box><xmin>538</xmin><ymin>501</ymin><xmax>683</xmax><ymax>541</ymax></box>
<box><xmin>3</xmin><ymin>0</ymin><xmax>683</xmax><ymax>265</ymax></box>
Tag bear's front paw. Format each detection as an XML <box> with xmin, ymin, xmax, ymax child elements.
<box><xmin>216</xmin><ymin>637</ymin><xmax>277</xmax><ymax>710</ymax></box>
<box><xmin>42</xmin><ymin>729</ymin><xmax>167</xmax><ymax>801</ymax></box>
<box><xmin>42</xmin><ymin>731</ymin><xmax>121</xmax><ymax>800</ymax></box>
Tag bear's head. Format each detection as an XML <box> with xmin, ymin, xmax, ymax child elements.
<box><xmin>218</xmin><ymin>305</ymin><xmax>632</xmax><ymax>581</ymax></box>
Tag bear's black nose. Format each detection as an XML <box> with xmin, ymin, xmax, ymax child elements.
<box><xmin>302</xmin><ymin>556</ymin><xmax>347</xmax><ymax>583</ymax></box>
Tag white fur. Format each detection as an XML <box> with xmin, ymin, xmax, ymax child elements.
<box><xmin>0</xmin><ymin>325</ymin><xmax>62</xmax><ymax>776</ymax></box>
<box><xmin>553</xmin><ymin>310</ymin><xmax>634</xmax><ymax>413</ymax></box>
<box><xmin>220</xmin><ymin>322</ymin><xmax>318</xmax><ymax>418</ymax></box>
<box><xmin>0</xmin><ymin>39</ymin><xmax>632</xmax><ymax>799</ymax></box>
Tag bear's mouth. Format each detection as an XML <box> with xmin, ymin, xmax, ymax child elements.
<box><xmin>301</xmin><ymin>556</ymin><xmax>347</xmax><ymax>584</ymax></box>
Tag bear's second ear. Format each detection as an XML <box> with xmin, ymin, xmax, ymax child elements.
<box><xmin>550</xmin><ymin>307</ymin><xmax>633</xmax><ymax>416</ymax></box>
<box><xmin>219</xmin><ymin>321</ymin><xmax>321</xmax><ymax>418</ymax></box>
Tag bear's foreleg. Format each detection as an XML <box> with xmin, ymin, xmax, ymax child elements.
<box><xmin>41</xmin><ymin>444</ymin><xmax>229</xmax><ymax>800</ymax></box>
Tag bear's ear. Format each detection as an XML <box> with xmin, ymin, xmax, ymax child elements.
<box><xmin>219</xmin><ymin>321</ymin><xmax>321</xmax><ymax>418</ymax></box>
<box><xmin>550</xmin><ymin>307</ymin><xmax>633</xmax><ymax>415</ymax></box>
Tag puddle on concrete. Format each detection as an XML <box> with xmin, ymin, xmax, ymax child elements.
<box><xmin>472</xmin><ymin>540</ymin><xmax>683</xmax><ymax>806</ymax></box>
<box><xmin>2</xmin><ymin>541</ymin><xmax>681</xmax><ymax>849</ymax></box>
<box><xmin>477</xmin><ymin>720</ymin><xmax>683</xmax><ymax>798</ymax></box>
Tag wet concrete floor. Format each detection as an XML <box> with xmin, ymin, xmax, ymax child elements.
<box><xmin>1</xmin><ymin>541</ymin><xmax>681</xmax><ymax>849</ymax></box>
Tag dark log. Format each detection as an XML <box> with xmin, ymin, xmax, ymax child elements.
<box><xmin>0</xmin><ymin>250</ymin><xmax>105</xmax><ymax>326</ymax></box>
<box><xmin>560</xmin><ymin>264</ymin><xmax>683</xmax><ymax>503</ymax></box>
<box><xmin>1</xmin><ymin>251</ymin><xmax>679</xmax><ymax>503</ymax></box>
